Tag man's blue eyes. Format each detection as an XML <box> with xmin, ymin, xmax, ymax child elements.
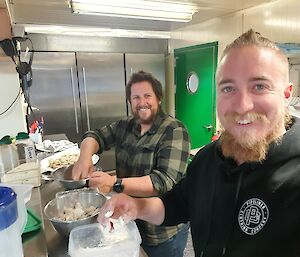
<box><xmin>220</xmin><ymin>84</ymin><xmax>266</xmax><ymax>93</ymax></box>
<box><xmin>222</xmin><ymin>87</ymin><xmax>233</xmax><ymax>93</ymax></box>
<box><xmin>255</xmin><ymin>84</ymin><xmax>265</xmax><ymax>90</ymax></box>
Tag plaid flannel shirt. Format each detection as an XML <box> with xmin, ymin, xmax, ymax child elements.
<box><xmin>83</xmin><ymin>110</ymin><xmax>190</xmax><ymax>245</ymax></box>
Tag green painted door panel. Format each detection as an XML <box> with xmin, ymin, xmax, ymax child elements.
<box><xmin>175</xmin><ymin>42</ymin><xmax>218</xmax><ymax>149</ymax></box>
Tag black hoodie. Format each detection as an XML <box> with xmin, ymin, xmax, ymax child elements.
<box><xmin>162</xmin><ymin>117</ymin><xmax>300</xmax><ymax>257</ymax></box>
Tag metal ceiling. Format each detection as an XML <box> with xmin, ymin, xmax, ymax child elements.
<box><xmin>7</xmin><ymin>0</ymin><xmax>277</xmax><ymax>32</ymax></box>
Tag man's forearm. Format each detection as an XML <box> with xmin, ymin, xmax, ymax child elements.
<box><xmin>135</xmin><ymin>197</ymin><xmax>165</xmax><ymax>225</ymax></box>
<box><xmin>122</xmin><ymin>175</ymin><xmax>158</xmax><ymax>197</ymax></box>
<box><xmin>79</xmin><ymin>137</ymin><xmax>100</xmax><ymax>158</ymax></box>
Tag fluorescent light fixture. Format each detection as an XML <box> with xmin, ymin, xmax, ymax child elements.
<box><xmin>70</xmin><ymin>0</ymin><xmax>199</xmax><ymax>22</ymax></box>
<box><xmin>21</xmin><ymin>24</ymin><xmax>171</xmax><ymax>39</ymax></box>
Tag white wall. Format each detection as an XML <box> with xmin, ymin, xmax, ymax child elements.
<box><xmin>168</xmin><ymin>0</ymin><xmax>300</xmax><ymax>113</ymax></box>
<box><xmin>170</xmin><ymin>12</ymin><xmax>244</xmax><ymax>59</ymax></box>
<box><xmin>0</xmin><ymin>8</ymin><xmax>12</xmax><ymax>56</ymax></box>
<box><xmin>0</xmin><ymin>57</ymin><xmax>27</xmax><ymax>138</ymax></box>
<box><xmin>170</xmin><ymin>0</ymin><xmax>300</xmax><ymax>54</ymax></box>
<box><xmin>290</xmin><ymin>68</ymin><xmax>300</xmax><ymax>96</ymax></box>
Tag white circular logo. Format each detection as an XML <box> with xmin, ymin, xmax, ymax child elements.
<box><xmin>238</xmin><ymin>198</ymin><xmax>269</xmax><ymax>235</ymax></box>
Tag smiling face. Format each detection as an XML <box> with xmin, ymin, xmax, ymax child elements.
<box><xmin>216</xmin><ymin>45</ymin><xmax>292</xmax><ymax>163</ymax></box>
<box><xmin>130</xmin><ymin>81</ymin><xmax>161</xmax><ymax>125</ymax></box>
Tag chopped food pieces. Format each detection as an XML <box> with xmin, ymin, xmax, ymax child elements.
<box><xmin>57</xmin><ymin>202</ymin><xmax>98</xmax><ymax>221</ymax></box>
<box><xmin>49</xmin><ymin>153</ymin><xmax>79</xmax><ymax>169</ymax></box>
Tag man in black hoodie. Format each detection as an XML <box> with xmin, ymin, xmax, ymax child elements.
<box><xmin>98</xmin><ymin>30</ymin><xmax>300</xmax><ymax>257</ymax></box>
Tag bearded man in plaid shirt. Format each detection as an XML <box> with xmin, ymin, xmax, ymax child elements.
<box><xmin>72</xmin><ymin>70</ymin><xmax>191</xmax><ymax>257</ymax></box>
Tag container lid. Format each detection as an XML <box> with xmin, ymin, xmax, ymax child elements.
<box><xmin>68</xmin><ymin>220</ymin><xmax>141</xmax><ymax>257</ymax></box>
<box><xmin>16</xmin><ymin>132</ymin><xmax>29</xmax><ymax>140</ymax></box>
<box><xmin>0</xmin><ymin>136</ymin><xmax>12</xmax><ymax>145</ymax></box>
<box><xmin>23</xmin><ymin>208</ymin><xmax>41</xmax><ymax>234</ymax></box>
<box><xmin>0</xmin><ymin>187</ymin><xmax>18</xmax><ymax>230</ymax></box>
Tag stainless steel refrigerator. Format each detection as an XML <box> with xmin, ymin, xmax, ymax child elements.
<box><xmin>29</xmin><ymin>52</ymin><xmax>165</xmax><ymax>170</ymax></box>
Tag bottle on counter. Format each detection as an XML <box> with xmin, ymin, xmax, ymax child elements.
<box><xmin>15</xmin><ymin>132</ymin><xmax>37</xmax><ymax>164</ymax></box>
<box><xmin>0</xmin><ymin>136</ymin><xmax>19</xmax><ymax>177</ymax></box>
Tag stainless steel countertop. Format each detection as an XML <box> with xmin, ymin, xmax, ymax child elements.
<box><xmin>23</xmin><ymin>181</ymin><xmax>148</xmax><ymax>257</ymax></box>
<box><xmin>23</xmin><ymin>187</ymin><xmax>48</xmax><ymax>257</ymax></box>
<box><xmin>40</xmin><ymin>181</ymin><xmax>71</xmax><ymax>257</ymax></box>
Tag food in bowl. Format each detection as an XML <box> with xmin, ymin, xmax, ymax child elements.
<box><xmin>44</xmin><ymin>189</ymin><xmax>106</xmax><ymax>236</ymax></box>
<box><xmin>57</xmin><ymin>202</ymin><xmax>98</xmax><ymax>221</ymax></box>
<box><xmin>48</xmin><ymin>153</ymin><xmax>79</xmax><ymax>169</ymax></box>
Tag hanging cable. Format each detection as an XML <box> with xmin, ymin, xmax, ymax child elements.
<box><xmin>0</xmin><ymin>37</ymin><xmax>36</xmax><ymax>120</ymax></box>
<box><xmin>0</xmin><ymin>87</ymin><xmax>22</xmax><ymax>116</ymax></box>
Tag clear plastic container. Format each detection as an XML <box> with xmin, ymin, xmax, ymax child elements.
<box><xmin>0</xmin><ymin>183</ymin><xmax>33</xmax><ymax>232</ymax></box>
<box><xmin>0</xmin><ymin>136</ymin><xmax>19</xmax><ymax>177</ymax></box>
<box><xmin>68</xmin><ymin>220</ymin><xmax>141</xmax><ymax>257</ymax></box>
<box><xmin>15</xmin><ymin>132</ymin><xmax>37</xmax><ymax>164</ymax></box>
<box><xmin>0</xmin><ymin>186</ymin><xmax>24</xmax><ymax>257</ymax></box>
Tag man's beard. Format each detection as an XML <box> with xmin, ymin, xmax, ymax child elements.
<box><xmin>220</xmin><ymin>112</ymin><xmax>291</xmax><ymax>164</ymax></box>
<box><xmin>133</xmin><ymin>104</ymin><xmax>158</xmax><ymax>125</ymax></box>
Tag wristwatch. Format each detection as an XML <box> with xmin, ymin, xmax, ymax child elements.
<box><xmin>113</xmin><ymin>178</ymin><xmax>124</xmax><ymax>193</ymax></box>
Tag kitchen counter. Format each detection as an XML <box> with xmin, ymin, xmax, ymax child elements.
<box><xmin>23</xmin><ymin>187</ymin><xmax>48</xmax><ymax>257</ymax></box>
<box><xmin>23</xmin><ymin>181</ymin><xmax>148</xmax><ymax>257</ymax></box>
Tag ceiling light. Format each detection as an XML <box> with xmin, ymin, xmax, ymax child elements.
<box><xmin>21</xmin><ymin>24</ymin><xmax>171</xmax><ymax>39</ymax></box>
<box><xmin>69</xmin><ymin>0</ymin><xmax>199</xmax><ymax>22</ymax></box>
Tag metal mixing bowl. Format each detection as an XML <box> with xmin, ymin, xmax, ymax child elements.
<box><xmin>44</xmin><ymin>189</ymin><xmax>106</xmax><ymax>237</ymax></box>
<box><xmin>51</xmin><ymin>164</ymin><xmax>88</xmax><ymax>190</ymax></box>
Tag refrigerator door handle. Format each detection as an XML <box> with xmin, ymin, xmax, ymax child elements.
<box><xmin>82</xmin><ymin>67</ymin><xmax>91</xmax><ymax>131</ymax></box>
<box><xmin>70</xmin><ymin>67</ymin><xmax>79</xmax><ymax>134</ymax></box>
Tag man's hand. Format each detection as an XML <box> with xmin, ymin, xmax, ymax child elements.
<box><xmin>98</xmin><ymin>193</ymin><xmax>166</xmax><ymax>226</ymax></box>
<box><xmin>71</xmin><ymin>137</ymin><xmax>99</xmax><ymax>180</ymax></box>
<box><xmin>98</xmin><ymin>193</ymin><xmax>139</xmax><ymax>225</ymax></box>
<box><xmin>89</xmin><ymin>171</ymin><xmax>116</xmax><ymax>194</ymax></box>
<box><xmin>71</xmin><ymin>157</ymin><xmax>94</xmax><ymax>180</ymax></box>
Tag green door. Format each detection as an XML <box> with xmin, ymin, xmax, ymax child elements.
<box><xmin>175</xmin><ymin>42</ymin><xmax>218</xmax><ymax>149</ymax></box>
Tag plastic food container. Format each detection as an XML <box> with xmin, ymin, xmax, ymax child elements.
<box><xmin>0</xmin><ymin>136</ymin><xmax>19</xmax><ymax>177</ymax></box>
<box><xmin>0</xmin><ymin>183</ymin><xmax>33</xmax><ymax>232</ymax></box>
<box><xmin>15</xmin><ymin>132</ymin><xmax>37</xmax><ymax>164</ymax></box>
<box><xmin>68</xmin><ymin>221</ymin><xmax>141</xmax><ymax>257</ymax></box>
<box><xmin>0</xmin><ymin>186</ymin><xmax>24</xmax><ymax>257</ymax></box>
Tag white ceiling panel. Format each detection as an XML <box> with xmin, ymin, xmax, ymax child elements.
<box><xmin>8</xmin><ymin>0</ymin><xmax>277</xmax><ymax>32</ymax></box>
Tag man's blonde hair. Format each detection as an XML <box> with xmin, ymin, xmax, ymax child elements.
<box><xmin>222</xmin><ymin>29</ymin><xmax>284</xmax><ymax>58</ymax></box>
<box><xmin>220</xmin><ymin>29</ymin><xmax>289</xmax><ymax>82</ymax></box>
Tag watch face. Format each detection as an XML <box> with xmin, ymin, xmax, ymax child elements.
<box><xmin>113</xmin><ymin>179</ymin><xmax>124</xmax><ymax>193</ymax></box>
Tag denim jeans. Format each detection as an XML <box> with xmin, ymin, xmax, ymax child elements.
<box><xmin>141</xmin><ymin>223</ymin><xmax>190</xmax><ymax>257</ymax></box>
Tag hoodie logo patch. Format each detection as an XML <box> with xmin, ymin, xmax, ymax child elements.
<box><xmin>238</xmin><ymin>198</ymin><xmax>269</xmax><ymax>235</ymax></box>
